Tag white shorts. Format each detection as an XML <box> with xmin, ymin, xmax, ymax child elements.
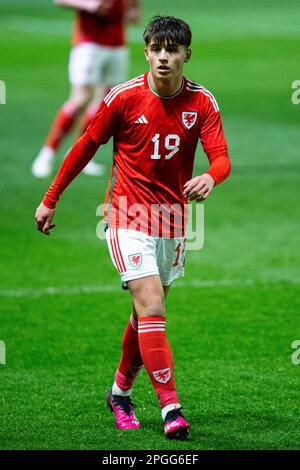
<box><xmin>105</xmin><ymin>228</ymin><xmax>186</xmax><ymax>288</ymax></box>
<box><xmin>68</xmin><ymin>42</ymin><xmax>128</xmax><ymax>87</ymax></box>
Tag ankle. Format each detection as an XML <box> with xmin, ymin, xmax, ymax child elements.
<box><xmin>162</xmin><ymin>403</ymin><xmax>181</xmax><ymax>421</ymax></box>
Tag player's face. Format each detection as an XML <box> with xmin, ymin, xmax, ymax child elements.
<box><xmin>144</xmin><ymin>40</ymin><xmax>191</xmax><ymax>81</ymax></box>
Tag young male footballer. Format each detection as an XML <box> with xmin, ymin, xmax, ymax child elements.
<box><xmin>35</xmin><ymin>16</ymin><xmax>231</xmax><ymax>439</ymax></box>
<box><xmin>32</xmin><ymin>0</ymin><xmax>140</xmax><ymax>178</ymax></box>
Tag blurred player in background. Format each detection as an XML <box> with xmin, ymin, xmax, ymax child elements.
<box><xmin>35</xmin><ymin>16</ymin><xmax>231</xmax><ymax>439</ymax></box>
<box><xmin>32</xmin><ymin>0</ymin><xmax>141</xmax><ymax>178</ymax></box>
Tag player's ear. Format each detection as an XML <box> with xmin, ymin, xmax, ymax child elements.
<box><xmin>144</xmin><ymin>47</ymin><xmax>149</xmax><ymax>62</ymax></box>
<box><xmin>185</xmin><ymin>48</ymin><xmax>192</xmax><ymax>63</ymax></box>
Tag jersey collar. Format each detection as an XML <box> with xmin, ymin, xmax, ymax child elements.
<box><xmin>145</xmin><ymin>72</ymin><xmax>185</xmax><ymax>99</ymax></box>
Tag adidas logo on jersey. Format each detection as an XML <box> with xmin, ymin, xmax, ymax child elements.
<box><xmin>135</xmin><ymin>115</ymin><xmax>148</xmax><ymax>124</ymax></box>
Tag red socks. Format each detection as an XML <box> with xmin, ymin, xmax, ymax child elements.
<box><xmin>45</xmin><ymin>102</ymin><xmax>78</xmax><ymax>151</ymax></box>
<box><xmin>114</xmin><ymin>314</ymin><xmax>180</xmax><ymax>413</ymax></box>
<box><xmin>115</xmin><ymin>314</ymin><xmax>143</xmax><ymax>393</ymax></box>
<box><xmin>138</xmin><ymin>316</ymin><xmax>179</xmax><ymax>410</ymax></box>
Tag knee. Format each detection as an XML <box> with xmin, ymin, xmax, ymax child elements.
<box><xmin>129</xmin><ymin>277</ymin><xmax>165</xmax><ymax>319</ymax></box>
<box><xmin>135</xmin><ymin>295</ymin><xmax>165</xmax><ymax>319</ymax></box>
<box><xmin>62</xmin><ymin>99</ymin><xmax>84</xmax><ymax>116</ymax></box>
<box><xmin>66</xmin><ymin>93</ymin><xmax>91</xmax><ymax>113</ymax></box>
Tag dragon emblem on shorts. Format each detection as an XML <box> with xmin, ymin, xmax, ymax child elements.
<box><xmin>128</xmin><ymin>253</ymin><xmax>143</xmax><ymax>268</ymax></box>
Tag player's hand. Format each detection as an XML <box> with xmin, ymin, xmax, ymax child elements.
<box><xmin>183</xmin><ymin>173</ymin><xmax>215</xmax><ymax>202</ymax></box>
<box><xmin>126</xmin><ymin>7</ymin><xmax>141</xmax><ymax>24</ymax></box>
<box><xmin>86</xmin><ymin>0</ymin><xmax>112</xmax><ymax>15</ymax></box>
<box><xmin>35</xmin><ymin>202</ymin><xmax>56</xmax><ymax>236</ymax></box>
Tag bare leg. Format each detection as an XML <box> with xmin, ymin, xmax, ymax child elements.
<box><xmin>32</xmin><ymin>84</ymin><xmax>93</xmax><ymax>178</ymax></box>
<box><xmin>80</xmin><ymin>85</ymin><xmax>107</xmax><ymax>176</ymax></box>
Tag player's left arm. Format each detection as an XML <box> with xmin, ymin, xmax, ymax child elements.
<box><xmin>183</xmin><ymin>173</ymin><xmax>215</xmax><ymax>202</ymax></box>
<box><xmin>184</xmin><ymin>100</ymin><xmax>231</xmax><ymax>202</ymax></box>
<box><xmin>125</xmin><ymin>0</ymin><xmax>141</xmax><ymax>24</ymax></box>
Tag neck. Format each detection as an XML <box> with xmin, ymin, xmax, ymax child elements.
<box><xmin>149</xmin><ymin>72</ymin><xmax>183</xmax><ymax>97</ymax></box>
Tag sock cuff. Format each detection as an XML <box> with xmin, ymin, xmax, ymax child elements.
<box><xmin>112</xmin><ymin>381</ymin><xmax>132</xmax><ymax>397</ymax></box>
<box><xmin>138</xmin><ymin>315</ymin><xmax>165</xmax><ymax>323</ymax></box>
<box><xmin>138</xmin><ymin>316</ymin><xmax>166</xmax><ymax>334</ymax></box>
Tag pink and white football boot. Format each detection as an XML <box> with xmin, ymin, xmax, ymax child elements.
<box><xmin>106</xmin><ymin>389</ymin><xmax>140</xmax><ymax>430</ymax></box>
<box><xmin>164</xmin><ymin>408</ymin><xmax>190</xmax><ymax>439</ymax></box>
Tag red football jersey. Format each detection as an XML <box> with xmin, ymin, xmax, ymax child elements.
<box><xmin>72</xmin><ymin>0</ymin><xmax>125</xmax><ymax>47</ymax></box>
<box><xmin>86</xmin><ymin>73</ymin><xmax>230</xmax><ymax>236</ymax></box>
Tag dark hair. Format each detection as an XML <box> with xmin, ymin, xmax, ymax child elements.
<box><xmin>143</xmin><ymin>16</ymin><xmax>192</xmax><ymax>48</ymax></box>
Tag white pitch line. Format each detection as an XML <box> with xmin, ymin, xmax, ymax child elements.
<box><xmin>1</xmin><ymin>278</ymin><xmax>299</xmax><ymax>299</ymax></box>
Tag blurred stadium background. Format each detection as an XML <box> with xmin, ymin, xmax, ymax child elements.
<box><xmin>1</xmin><ymin>0</ymin><xmax>300</xmax><ymax>450</ymax></box>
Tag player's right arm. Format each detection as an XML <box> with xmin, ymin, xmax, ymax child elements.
<box><xmin>35</xmin><ymin>203</ymin><xmax>56</xmax><ymax>236</ymax></box>
<box><xmin>35</xmin><ymin>134</ymin><xmax>99</xmax><ymax>236</ymax></box>
<box><xmin>35</xmin><ymin>98</ymin><xmax>119</xmax><ymax>236</ymax></box>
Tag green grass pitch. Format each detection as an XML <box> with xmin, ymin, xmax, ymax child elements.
<box><xmin>0</xmin><ymin>0</ymin><xmax>300</xmax><ymax>450</ymax></box>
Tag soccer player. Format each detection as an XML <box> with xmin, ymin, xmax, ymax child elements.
<box><xmin>35</xmin><ymin>16</ymin><xmax>231</xmax><ymax>439</ymax></box>
<box><xmin>32</xmin><ymin>0</ymin><xmax>141</xmax><ymax>178</ymax></box>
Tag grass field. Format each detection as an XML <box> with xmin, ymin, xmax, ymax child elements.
<box><xmin>1</xmin><ymin>0</ymin><xmax>300</xmax><ymax>450</ymax></box>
